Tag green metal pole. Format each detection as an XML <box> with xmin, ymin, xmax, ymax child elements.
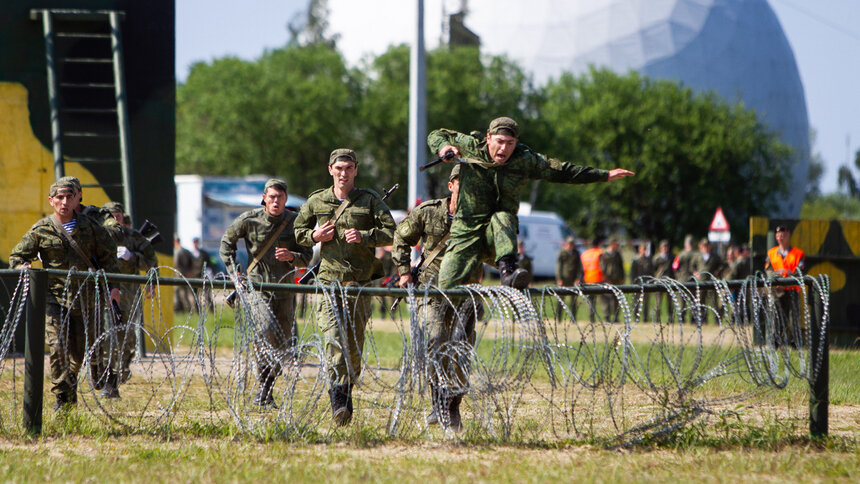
<box><xmin>23</xmin><ymin>269</ymin><xmax>46</xmax><ymax>434</ymax></box>
<box><xmin>809</xmin><ymin>283</ymin><xmax>829</xmax><ymax>437</ymax></box>
<box><xmin>39</xmin><ymin>10</ymin><xmax>65</xmax><ymax>180</ymax></box>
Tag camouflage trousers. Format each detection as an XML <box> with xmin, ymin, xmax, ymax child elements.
<box><xmin>100</xmin><ymin>282</ymin><xmax>141</xmax><ymax>377</ymax></box>
<box><xmin>438</xmin><ymin>211</ymin><xmax>516</xmax><ymax>290</ymax></box>
<box><xmin>425</xmin><ymin>296</ymin><xmax>481</xmax><ymax>397</ymax></box>
<box><xmin>317</xmin><ymin>289</ymin><xmax>371</xmax><ymax>386</ymax></box>
<box><xmin>46</xmin><ymin>301</ymin><xmax>98</xmax><ymax>396</ymax></box>
<box><xmin>246</xmin><ymin>294</ymin><xmax>297</xmax><ymax>376</ymax></box>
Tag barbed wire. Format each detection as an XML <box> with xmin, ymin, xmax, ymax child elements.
<box><xmin>0</xmin><ymin>268</ymin><xmax>829</xmax><ymax>445</ymax></box>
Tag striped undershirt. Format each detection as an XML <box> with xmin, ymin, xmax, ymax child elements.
<box><xmin>62</xmin><ymin>218</ymin><xmax>76</xmax><ymax>234</ymax></box>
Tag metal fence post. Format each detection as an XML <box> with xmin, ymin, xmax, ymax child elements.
<box><xmin>23</xmin><ymin>268</ymin><xmax>46</xmax><ymax>434</ymax></box>
<box><xmin>808</xmin><ymin>280</ymin><xmax>829</xmax><ymax>437</ymax></box>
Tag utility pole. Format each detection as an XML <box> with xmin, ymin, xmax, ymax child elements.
<box><xmin>408</xmin><ymin>0</ymin><xmax>427</xmax><ymax>207</ymax></box>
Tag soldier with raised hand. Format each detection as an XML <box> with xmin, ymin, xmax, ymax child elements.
<box><xmin>220</xmin><ymin>178</ymin><xmax>312</xmax><ymax>407</ymax></box>
<box><xmin>9</xmin><ymin>177</ymin><xmax>120</xmax><ymax>411</ymax></box>
<box><xmin>102</xmin><ymin>201</ymin><xmax>158</xmax><ymax>394</ymax></box>
<box><xmin>427</xmin><ymin>116</ymin><xmax>634</xmax><ymax>291</ymax></box>
<box><xmin>294</xmin><ymin>149</ymin><xmax>396</xmax><ymax>425</ymax></box>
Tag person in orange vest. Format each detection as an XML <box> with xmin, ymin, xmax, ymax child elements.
<box><xmin>580</xmin><ymin>237</ymin><xmax>606</xmax><ymax>321</ymax></box>
<box><xmin>765</xmin><ymin>225</ymin><xmax>805</xmax><ymax>347</ymax></box>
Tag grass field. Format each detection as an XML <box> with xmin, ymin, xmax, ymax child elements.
<box><xmin>1</xmin><ymin>298</ymin><xmax>857</xmax><ymax>483</ymax></box>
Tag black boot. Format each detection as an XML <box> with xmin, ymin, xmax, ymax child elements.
<box><xmin>54</xmin><ymin>384</ymin><xmax>78</xmax><ymax>412</ymax></box>
<box><xmin>447</xmin><ymin>395</ymin><xmax>463</xmax><ymax>432</ymax></box>
<box><xmin>498</xmin><ymin>255</ymin><xmax>529</xmax><ymax>289</ymax></box>
<box><xmin>91</xmin><ymin>363</ymin><xmax>106</xmax><ymax>390</ymax></box>
<box><xmin>329</xmin><ymin>384</ymin><xmax>352</xmax><ymax>426</ymax></box>
<box><xmin>100</xmin><ymin>370</ymin><xmax>120</xmax><ymax>399</ymax></box>
<box><xmin>253</xmin><ymin>367</ymin><xmax>277</xmax><ymax>408</ymax></box>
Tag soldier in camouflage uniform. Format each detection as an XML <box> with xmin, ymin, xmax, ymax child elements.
<box><xmin>294</xmin><ymin>149</ymin><xmax>396</xmax><ymax>425</ymax></box>
<box><xmin>9</xmin><ymin>177</ymin><xmax>120</xmax><ymax>411</ymax></box>
<box><xmin>652</xmin><ymin>239</ymin><xmax>675</xmax><ymax>323</ymax></box>
<box><xmin>599</xmin><ymin>238</ymin><xmax>625</xmax><ymax>322</ymax></box>
<box><xmin>427</xmin><ymin>116</ymin><xmax>633</xmax><ymax>291</ymax></box>
<box><xmin>517</xmin><ymin>239</ymin><xmax>533</xmax><ymax>286</ymax></box>
<box><xmin>674</xmin><ymin>235</ymin><xmax>698</xmax><ymax>323</ymax></box>
<box><xmin>102</xmin><ymin>202</ymin><xmax>158</xmax><ymax>394</ymax></box>
<box><xmin>392</xmin><ymin>164</ymin><xmax>485</xmax><ymax>429</ymax></box>
<box><xmin>555</xmin><ymin>235</ymin><xmax>582</xmax><ymax>317</ymax></box>
<box><xmin>221</xmin><ymin>178</ymin><xmax>312</xmax><ymax>407</ymax></box>
<box><xmin>630</xmin><ymin>242</ymin><xmax>654</xmax><ymax>319</ymax></box>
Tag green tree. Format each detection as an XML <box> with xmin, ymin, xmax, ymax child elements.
<box><xmin>801</xmin><ymin>193</ymin><xmax>860</xmax><ymax>220</ymax></box>
<box><xmin>533</xmin><ymin>68</ymin><xmax>792</xmax><ymax>244</ymax></box>
<box><xmin>358</xmin><ymin>45</ymin><xmax>538</xmax><ymax>208</ymax></box>
<box><xmin>176</xmin><ymin>43</ymin><xmax>361</xmax><ymax>197</ymax></box>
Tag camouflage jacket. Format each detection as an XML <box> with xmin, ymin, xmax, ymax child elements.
<box><xmin>9</xmin><ymin>213</ymin><xmax>119</xmax><ymax>300</ymax></box>
<box><xmin>116</xmin><ymin>225</ymin><xmax>158</xmax><ymax>275</ymax></box>
<box><xmin>220</xmin><ymin>208</ymin><xmax>312</xmax><ymax>287</ymax></box>
<box><xmin>556</xmin><ymin>248</ymin><xmax>582</xmax><ymax>284</ymax></box>
<box><xmin>294</xmin><ymin>187</ymin><xmax>395</xmax><ymax>284</ymax></box>
<box><xmin>630</xmin><ymin>254</ymin><xmax>654</xmax><ymax>282</ymax></box>
<box><xmin>674</xmin><ymin>249</ymin><xmax>698</xmax><ymax>282</ymax></box>
<box><xmin>392</xmin><ymin>197</ymin><xmax>452</xmax><ymax>285</ymax></box>
<box><xmin>599</xmin><ymin>250</ymin><xmax>625</xmax><ymax>284</ymax></box>
<box><xmin>728</xmin><ymin>255</ymin><xmax>751</xmax><ymax>280</ymax></box>
<box><xmin>81</xmin><ymin>204</ymin><xmax>124</xmax><ymax>243</ymax></box>
<box><xmin>693</xmin><ymin>252</ymin><xmax>724</xmax><ymax>279</ymax></box>
<box><xmin>652</xmin><ymin>252</ymin><xmax>674</xmax><ymax>279</ymax></box>
<box><xmin>427</xmin><ymin>129</ymin><xmax>608</xmax><ymax>235</ymax></box>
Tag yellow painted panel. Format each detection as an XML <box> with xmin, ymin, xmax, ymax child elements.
<box><xmin>793</xmin><ymin>219</ymin><xmax>830</xmax><ymax>255</ymax></box>
<box><xmin>0</xmin><ymin>82</ymin><xmax>173</xmax><ymax>342</ymax></box>
<box><xmin>806</xmin><ymin>261</ymin><xmax>846</xmax><ymax>293</ymax></box>
<box><xmin>842</xmin><ymin>221</ymin><xmax>860</xmax><ymax>256</ymax></box>
<box><xmin>750</xmin><ymin>216</ymin><xmax>769</xmax><ymax>237</ymax></box>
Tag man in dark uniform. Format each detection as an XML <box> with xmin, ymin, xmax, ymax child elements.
<box><xmin>517</xmin><ymin>238</ymin><xmax>533</xmax><ymax>286</ymax></box>
<box><xmin>599</xmin><ymin>238</ymin><xmax>625</xmax><ymax>322</ymax></box>
<box><xmin>651</xmin><ymin>239</ymin><xmax>674</xmax><ymax>323</ymax></box>
<box><xmin>294</xmin><ymin>149</ymin><xmax>396</xmax><ymax>425</ymax></box>
<box><xmin>221</xmin><ymin>178</ymin><xmax>312</xmax><ymax>407</ymax></box>
<box><xmin>173</xmin><ymin>237</ymin><xmax>195</xmax><ymax>311</ymax></box>
<box><xmin>9</xmin><ymin>177</ymin><xmax>120</xmax><ymax>410</ymax></box>
<box><xmin>555</xmin><ymin>235</ymin><xmax>582</xmax><ymax>317</ymax></box>
<box><xmin>630</xmin><ymin>242</ymin><xmax>654</xmax><ymax>319</ymax></box>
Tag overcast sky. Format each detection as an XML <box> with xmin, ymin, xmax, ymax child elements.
<box><xmin>177</xmin><ymin>0</ymin><xmax>860</xmax><ymax>194</ymax></box>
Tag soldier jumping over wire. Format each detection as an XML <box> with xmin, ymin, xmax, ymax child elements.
<box><xmin>422</xmin><ymin>117</ymin><xmax>633</xmax><ymax>430</ymax></box>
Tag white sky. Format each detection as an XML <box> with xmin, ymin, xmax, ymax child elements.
<box><xmin>177</xmin><ymin>0</ymin><xmax>860</xmax><ymax>193</ymax></box>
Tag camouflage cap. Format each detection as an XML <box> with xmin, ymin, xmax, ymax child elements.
<box><xmin>487</xmin><ymin>116</ymin><xmax>519</xmax><ymax>138</ymax></box>
<box><xmin>564</xmin><ymin>236</ymin><xmax>576</xmax><ymax>245</ymax></box>
<box><xmin>448</xmin><ymin>163</ymin><xmax>461</xmax><ymax>182</ymax></box>
<box><xmin>329</xmin><ymin>148</ymin><xmax>357</xmax><ymax>166</ymax></box>
<box><xmin>49</xmin><ymin>176</ymin><xmax>81</xmax><ymax>196</ymax></box>
<box><xmin>264</xmin><ymin>178</ymin><xmax>288</xmax><ymax>193</ymax></box>
<box><xmin>103</xmin><ymin>201</ymin><xmax>124</xmax><ymax>213</ymax></box>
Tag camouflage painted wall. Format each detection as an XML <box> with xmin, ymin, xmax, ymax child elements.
<box><xmin>0</xmin><ymin>0</ymin><xmax>175</xmax><ymax>266</ymax></box>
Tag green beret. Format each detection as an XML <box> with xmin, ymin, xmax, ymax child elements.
<box><xmin>264</xmin><ymin>178</ymin><xmax>288</xmax><ymax>193</ymax></box>
<box><xmin>103</xmin><ymin>201</ymin><xmax>124</xmax><ymax>213</ymax></box>
<box><xmin>49</xmin><ymin>176</ymin><xmax>81</xmax><ymax>196</ymax></box>
<box><xmin>488</xmin><ymin>116</ymin><xmax>520</xmax><ymax>138</ymax></box>
<box><xmin>329</xmin><ymin>148</ymin><xmax>357</xmax><ymax>166</ymax></box>
<box><xmin>448</xmin><ymin>163</ymin><xmax>461</xmax><ymax>182</ymax></box>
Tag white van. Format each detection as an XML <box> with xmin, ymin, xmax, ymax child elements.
<box><xmin>517</xmin><ymin>204</ymin><xmax>575</xmax><ymax>278</ymax></box>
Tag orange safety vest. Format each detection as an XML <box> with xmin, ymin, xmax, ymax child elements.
<box><xmin>581</xmin><ymin>248</ymin><xmax>604</xmax><ymax>283</ymax></box>
<box><xmin>768</xmin><ymin>246</ymin><xmax>804</xmax><ymax>291</ymax></box>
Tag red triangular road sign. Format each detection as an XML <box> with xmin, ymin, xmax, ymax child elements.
<box><xmin>709</xmin><ymin>207</ymin><xmax>730</xmax><ymax>231</ymax></box>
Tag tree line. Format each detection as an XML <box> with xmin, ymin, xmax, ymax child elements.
<box><xmin>177</xmin><ymin>42</ymin><xmax>795</xmax><ymax>244</ymax></box>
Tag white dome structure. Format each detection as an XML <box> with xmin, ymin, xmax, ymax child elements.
<box><xmin>465</xmin><ymin>0</ymin><xmax>809</xmax><ymax>216</ymax></box>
